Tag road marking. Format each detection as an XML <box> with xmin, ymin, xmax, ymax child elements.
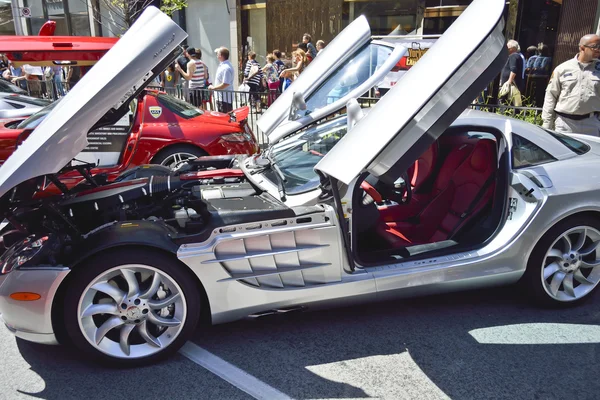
<box><xmin>179</xmin><ymin>342</ymin><xmax>293</xmax><ymax>400</ymax></box>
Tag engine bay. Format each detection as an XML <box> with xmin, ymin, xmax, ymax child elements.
<box><xmin>0</xmin><ymin>155</ymin><xmax>307</xmax><ymax>264</ymax></box>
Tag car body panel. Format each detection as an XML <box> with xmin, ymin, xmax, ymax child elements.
<box><xmin>1</xmin><ymin>35</ymin><xmax>118</xmax><ymax>67</ymax></box>
<box><xmin>315</xmin><ymin>0</ymin><xmax>507</xmax><ymax>184</ymax></box>
<box><xmin>257</xmin><ymin>15</ymin><xmax>372</xmax><ymax>138</ymax></box>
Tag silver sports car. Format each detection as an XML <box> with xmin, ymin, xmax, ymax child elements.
<box><xmin>0</xmin><ymin>1</ymin><xmax>598</xmax><ymax>367</ymax></box>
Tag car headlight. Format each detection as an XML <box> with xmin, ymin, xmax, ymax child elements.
<box><xmin>0</xmin><ymin>235</ymin><xmax>49</xmax><ymax>275</ymax></box>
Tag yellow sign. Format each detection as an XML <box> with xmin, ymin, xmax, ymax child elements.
<box><xmin>406</xmin><ymin>48</ymin><xmax>428</xmax><ymax>66</ymax></box>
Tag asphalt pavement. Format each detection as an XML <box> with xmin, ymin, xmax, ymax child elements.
<box><xmin>1</xmin><ymin>285</ymin><xmax>598</xmax><ymax>400</ymax></box>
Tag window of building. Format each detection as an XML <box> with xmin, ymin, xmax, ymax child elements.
<box><xmin>343</xmin><ymin>0</ymin><xmax>418</xmax><ymax>36</ymax></box>
<box><xmin>0</xmin><ymin>2</ymin><xmax>15</xmax><ymax>35</ymax></box>
<box><xmin>24</xmin><ymin>0</ymin><xmax>92</xmax><ymax>36</ymax></box>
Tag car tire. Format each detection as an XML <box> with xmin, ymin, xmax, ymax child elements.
<box><xmin>523</xmin><ymin>215</ymin><xmax>600</xmax><ymax>307</ymax></box>
<box><xmin>151</xmin><ymin>145</ymin><xmax>207</xmax><ymax>169</ymax></box>
<box><xmin>63</xmin><ymin>248</ymin><xmax>201</xmax><ymax>367</ymax></box>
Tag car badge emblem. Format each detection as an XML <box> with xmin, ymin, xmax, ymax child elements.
<box><xmin>149</xmin><ymin>106</ymin><xmax>162</xmax><ymax>119</ymax></box>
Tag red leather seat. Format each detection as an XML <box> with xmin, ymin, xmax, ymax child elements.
<box><xmin>380</xmin><ymin>139</ymin><xmax>497</xmax><ymax>247</ymax></box>
<box><xmin>407</xmin><ymin>142</ymin><xmax>438</xmax><ymax>191</ymax></box>
<box><xmin>379</xmin><ymin>142</ymin><xmax>474</xmax><ymax>223</ymax></box>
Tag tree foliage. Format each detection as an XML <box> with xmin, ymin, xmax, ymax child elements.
<box><xmin>99</xmin><ymin>0</ymin><xmax>187</xmax><ymax>31</ymax></box>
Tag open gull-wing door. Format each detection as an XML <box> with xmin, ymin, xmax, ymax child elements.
<box><xmin>314</xmin><ymin>0</ymin><xmax>507</xmax><ymax>185</ymax></box>
<box><xmin>258</xmin><ymin>15</ymin><xmax>407</xmax><ymax>144</ymax></box>
<box><xmin>0</xmin><ymin>6</ymin><xmax>187</xmax><ymax>199</ymax></box>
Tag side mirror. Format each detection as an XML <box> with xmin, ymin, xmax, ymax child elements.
<box><xmin>346</xmin><ymin>98</ymin><xmax>364</xmax><ymax>130</ymax></box>
<box><xmin>289</xmin><ymin>91</ymin><xmax>306</xmax><ymax>119</ymax></box>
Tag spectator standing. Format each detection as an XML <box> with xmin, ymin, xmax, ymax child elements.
<box><xmin>542</xmin><ymin>34</ymin><xmax>600</xmax><ymax>136</ymax></box>
<box><xmin>176</xmin><ymin>45</ymin><xmax>190</xmax><ymax>100</ymax></box>
<box><xmin>262</xmin><ymin>54</ymin><xmax>280</xmax><ymax>106</ymax></box>
<box><xmin>525</xmin><ymin>45</ymin><xmax>538</xmax><ymax>74</ymax></box>
<box><xmin>316</xmin><ymin>40</ymin><xmax>325</xmax><ymax>56</ymax></box>
<box><xmin>209</xmin><ymin>47</ymin><xmax>234</xmax><ymax>113</ymax></box>
<box><xmin>244</xmin><ymin>51</ymin><xmax>264</xmax><ymax>113</ymax></box>
<box><xmin>532</xmin><ymin>44</ymin><xmax>552</xmax><ymax>76</ymax></box>
<box><xmin>303</xmin><ymin>33</ymin><xmax>317</xmax><ymax>59</ymax></box>
<box><xmin>273</xmin><ymin>49</ymin><xmax>286</xmax><ymax>93</ymax></box>
<box><xmin>161</xmin><ymin>64</ymin><xmax>177</xmax><ymax>95</ymax></box>
<box><xmin>176</xmin><ymin>47</ymin><xmax>209</xmax><ymax>108</ymax></box>
<box><xmin>280</xmin><ymin>49</ymin><xmax>306</xmax><ymax>83</ymax></box>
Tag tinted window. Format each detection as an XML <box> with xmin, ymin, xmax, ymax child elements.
<box><xmin>156</xmin><ymin>93</ymin><xmax>203</xmax><ymax>119</ymax></box>
<box><xmin>512</xmin><ymin>134</ymin><xmax>556</xmax><ymax>168</ymax></box>
<box><xmin>544</xmin><ymin>129</ymin><xmax>590</xmax><ymax>155</ymax></box>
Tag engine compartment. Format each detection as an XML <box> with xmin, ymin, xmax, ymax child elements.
<box><xmin>0</xmin><ymin>154</ymin><xmax>311</xmax><ymax>263</ymax></box>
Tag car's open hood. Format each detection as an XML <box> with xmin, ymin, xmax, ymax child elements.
<box><xmin>0</xmin><ymin>7</ymin><xmax>187</xmax><ymax>199</ymax></box>
<box><xmin>258</xmin><ymin>16</ymin><xmax>407</xmax><ymax>145</ymax></box>
<box><xmin>315</xmin><ymin>0</ymin><xmax>507</xmax><ymax>185</ymax></box>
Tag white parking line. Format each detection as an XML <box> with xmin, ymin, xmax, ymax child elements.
<box><xmin>179</xmin><ymin>342</ymin><xmax>293</xmax><ymax>400</ymax></box>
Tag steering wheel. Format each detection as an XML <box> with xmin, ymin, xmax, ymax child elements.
<box><xmin>360</xmin><ymin>181</ymin><xmax>383</xmax><ymax>204</ymax></box>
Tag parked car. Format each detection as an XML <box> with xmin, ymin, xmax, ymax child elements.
<box><xmin>0</xmin><ymin>79</ymin><xmax>27</xmax><ymax>95</ymax></box>
<box><xmin>0</xmin><ymin>93</ymin><xmax>49</xmax><ymax>118</ymax></box>
<box><xmin>0</xmin><ymin>88</ymin><xmax>257</xmax><ymax>190</ymax></box>
<box><xmin>1</xmin><ymin>1</ymin><xmax>599</xmax><ymax>369</ymax></box>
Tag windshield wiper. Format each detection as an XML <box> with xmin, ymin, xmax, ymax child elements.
<box><xmin>250</xmin><ymin>150</ymin><xmax>287</xmax><ymax>202</ymax></box>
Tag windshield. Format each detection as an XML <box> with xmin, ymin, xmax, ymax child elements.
<box><xmin>16</xmin><ymin>100</ymin><xmax>59</xmax><ymax>130</ymax></box>
<box><xmin>157</xmin><ymin>93</ymin><xmax>203</xmax><ymax>119</ymax></box>
<box><xmin>290</xmin><ymin>43</ymin><xmax>393</xmax><ymax>121</ymax></box>
<box><xmin>268</xmin><ymin>116</ymin><xmax>348</xmax><ymax>194</ymax></box>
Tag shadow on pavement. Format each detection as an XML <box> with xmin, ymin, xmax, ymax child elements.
<box><xmin>191</xmin><ymin>286</ymin><xmax>600</xmax><ymax>399</ymax></box>
<box><xmin>14</xmin><ymin>337</ymin><xmax>251</xmax><ymax>400</ymax></box>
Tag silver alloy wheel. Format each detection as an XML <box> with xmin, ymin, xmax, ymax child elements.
<box><xmin>160</xmin><ymin>152</ymin><xmax>198</xmax><ymax>169</ymax></box>
<box><xmin>542</xmin><ymin>226</ymin><xmax>600</xmax><ymax>302</ymax></box>
<box><xmin>77</xmin><ymin>264</ymin><xmax>187</xmax><ymax>359</ymax></box>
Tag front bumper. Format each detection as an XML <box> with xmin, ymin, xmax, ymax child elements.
<box><xmin>0</xmin><ymin>266</ymin><xmax>70</xmax><ymax>345</ymax></box>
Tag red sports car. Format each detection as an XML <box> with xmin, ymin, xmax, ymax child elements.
<box><xmin>0</xmin><ymin>88</ymin><xmax>258</xmax><ymax>193</ymax></box>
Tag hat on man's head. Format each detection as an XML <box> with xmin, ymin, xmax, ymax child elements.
<box><xmin>187</xmin><ymin>47</ymin><xmax>199</xmax><ymax>57</ymax></box>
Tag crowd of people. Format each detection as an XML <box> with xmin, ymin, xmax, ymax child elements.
<box><xmin>1</xmin><ymin>54</ymin><xmax>84</xmax><ymax>99</ymax></box>
<box><xmin>166</xmin><ymin>33</ymin><xmax>327</xmax><ymax>114</ymax></box>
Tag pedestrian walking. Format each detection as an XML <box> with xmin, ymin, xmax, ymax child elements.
<box><xmin>209</xmin><ymin>47</ymin><xmax>234</xmax><ymax>113</ymax></box>
<box><xmin>499</xmin><ymin>39</ymin><xmax>525</xmax><ymax>104</ymax></box>
<box><xmin>542</xmin><ymin>34</ymin><xmax>600</xmax><ymax>136</ymax></box>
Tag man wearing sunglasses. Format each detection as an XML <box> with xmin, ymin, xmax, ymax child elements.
<box><xmin>542</xmin><ymin>34</ymin><xmax>600</xmax><ymax>136</ymax></box>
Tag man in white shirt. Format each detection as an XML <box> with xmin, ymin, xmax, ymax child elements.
<box><xmin>209</xmin><ymin>47</ymin><xmax>234</xmax><ymax>113</ymax></box>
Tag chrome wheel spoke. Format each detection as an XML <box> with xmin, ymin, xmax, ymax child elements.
<box><xmin>91</xmin><ymin>282</ymin><xmax>126</xmax><ymax>304</ymax></box>
<box><xmin>148</xmin><ymin>293</ymin><xmax>181</xmax><ymax>310</ymax></box>
<box><xmin>95</xmin><ymin>316</ymin><xmax>124</xmax><ymax>345</ymax></box>
<box><xmin>549</xmin><ymin>271</ymin><xmax>566</xmax><ymax>297</ymax></box>
<box><xmin>574</xmin><ymin>269</ymin><xmax>593</xmax><ymax>285</ymax></box>
<box><xmin>121</xmin><ymin>269</ymin><xmax>140</xmax><ymax>298</ymax></box>
<box><xmin>148</xmin><ymin>311</ymin><xmax>181</xmax><ymax>327</ymax></box>
<box><xmin>81</xmin><ymin>303</ymin><xmax>118</xmax><ymax>318</ymax></box>
<box><xmin>563</xmin><ymin>273</ymin><xmax>575</xmax><ymax>298</ymax></box>
<box><xmin>119</xmin><ymin>324</ymin><xmax>135</xmax><ymax>356</ymax></box>
<box><xmin>580</xmin><ymin>240</ymin><xmax>600</xmax><ymax>256</ymax></box>
<box><xmin>138</xmin><ymin>321</ymin><xmax>162</xmax><ymax>348</ymax></box>
<box><xmin>139</xmin><ymin>271</ymin><xmax>161</xmax><ymax>299</ymax></box>
<box><xmin>572</xmin><ymin>229</ymin><xmax>587</xmax><ymax>252</ymax></box>
<box><xmin>547</xmin><ymin>249</ymin><xmax>563</xmax><ymax>259</ymax></box>
<box><xmin>562</xmin><ymin>235</ymin><xmax>572</xmax><ymax>254</ymax></box>
<box><xmin>581</xmin><ymin>259</ymin><xmax>600</xmax><ymax>268</ymax></box>
<box><xmin>543</xmin><ymin>262</ymin><xmax>561</xmax><ymax>280</ymax></box>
